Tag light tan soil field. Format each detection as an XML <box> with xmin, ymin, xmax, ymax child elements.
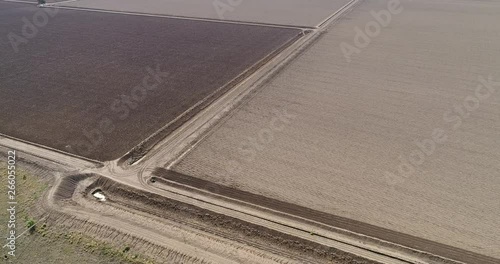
<box><xmin>57</xmin><ymin>0</ymin><xmax>352</xmax><ymax>27</ymax></box>
<box><xmin>173</xmin><ymin>0</ymin><xmax>500</xmax><ymax>261</ymax></box>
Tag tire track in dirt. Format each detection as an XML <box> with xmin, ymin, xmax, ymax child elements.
<box><xmin>151</xmin><ymin>168</ymin><xmax>499</xmax><ymax>264</ymax></box>
<box><xmin>53</xmin><ymin>174</ymin><xmax>341</xmax><ymax>264</ymax></box>
<box><xmin>0</xmin><ymin>1</ymin><xmax>461</xmax><ymax>263</ymax></box>
<box><xmin>85</xmin><ymin>175</ymin><xmax>380</xmax><ymax>264</ymax></box>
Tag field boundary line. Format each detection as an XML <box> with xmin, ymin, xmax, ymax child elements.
<box><xmin>0</xmin><ymin>133</ymin><xmax>101</xmax><ymax>168</ymax></box>
<box><xmin>164</xmin><ymin>0</ymin><xmax>361</xmax><ymax>170</ymax></box>
<box><xmin>46</xmin><ymin>0</ymin><xmax>79</xmax><ymax>5</ymax></box>
<box><xmin>148</xmin><ymin>175</ymin><xmax>415</xmax><ymax>264</ymax></box>
<box><xmin>121</xmin><ymin>30</ymin><xmax>305</xmax><ymax>167</ymax></box>
<box><xmin>100</xmin><ymin>169</ymin><xmax>410</xmax><ymax>264</ymax></box>
<box><xmin>149</xmin><ymin>170</ymin><xmax>479</xmax><ymax>264</ymax></box>
<box><xmin>44</xmin><ymin>5</ymin><xmax>312</xmax><ymax>30</ymax></box>
<box><xmin>315</xmin><ymin>0</ymin><xmax>361</xmax><ymax>28</ymax></box>
<box><xmin>141</xmin><ymin>28</ymin><xmax>313</xmax><ymax>169</ymax></box>
<box><xmin>2</xmin><ymin>0</ymin><xmax>36</xmax><ymax>4</ymax></box>
<box><xmin>133</xmin><ymin>0</ymin><xmax>494</xmax><ymax>262</ymax></box>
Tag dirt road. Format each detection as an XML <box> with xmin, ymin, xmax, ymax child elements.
<box><xmin>3</xmin><ymin>0</ymin><xmax>497</xmax><ymax>263</ymax></box>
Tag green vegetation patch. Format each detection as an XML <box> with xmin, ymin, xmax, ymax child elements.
<box><xmin>0</xmin><ymin>162</ymin><xmax>153</xmax><ymax>264</ymax></box>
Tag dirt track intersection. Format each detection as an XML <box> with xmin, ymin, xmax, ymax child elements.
<box><xmin>1</xmin><ymin>0</ymin><xmax>499</xmax><ymax>263</ymax></box>
<box><xmin>0</xmin><ymin>1</ymin><xmax>300</xmax><ymax>161</ymax></box>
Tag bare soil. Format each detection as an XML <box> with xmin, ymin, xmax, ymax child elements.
<box><xmin>0</xmin><ymin>1</ymin><xmax>300</xmax><ymax>161</ymax></box>
<box><xmin>57</xmin><ymin>0</ymin><xmax>352</xmax><ymax>28</ymax></box>
<box><xmin>0</xmin><ymin>162</ymin><xmax>152</xmax><ymax>264</ymax></box>
<box><xmin>152</xmin><ymin>168</ymin><xmax>497</xmax><ymax>264</ymax></box>
<box><xmin>82</xmin><ymin>175</ymin><xmax>378</xmax><ymax>264</ymax></box>
<box><xmin>173</xmin><ymin>0</ymin><xmax>500</xmax><ymax>262</ymax></box>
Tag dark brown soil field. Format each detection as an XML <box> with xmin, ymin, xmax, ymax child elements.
<box><xmin>0</xmin><ymin>2</ymin><xmax>300</xmax><ymax>161</ymax></box>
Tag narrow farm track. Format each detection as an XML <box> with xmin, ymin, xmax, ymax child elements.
<box><xmin>0</xmin><ymin>1</ymin><xmax>301</xmax><ymax>161</ymax></box>
<box><xmin>2</xmin><ymin>0</ymin><xmax>498</xmax><ymax>263</ymax></box>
